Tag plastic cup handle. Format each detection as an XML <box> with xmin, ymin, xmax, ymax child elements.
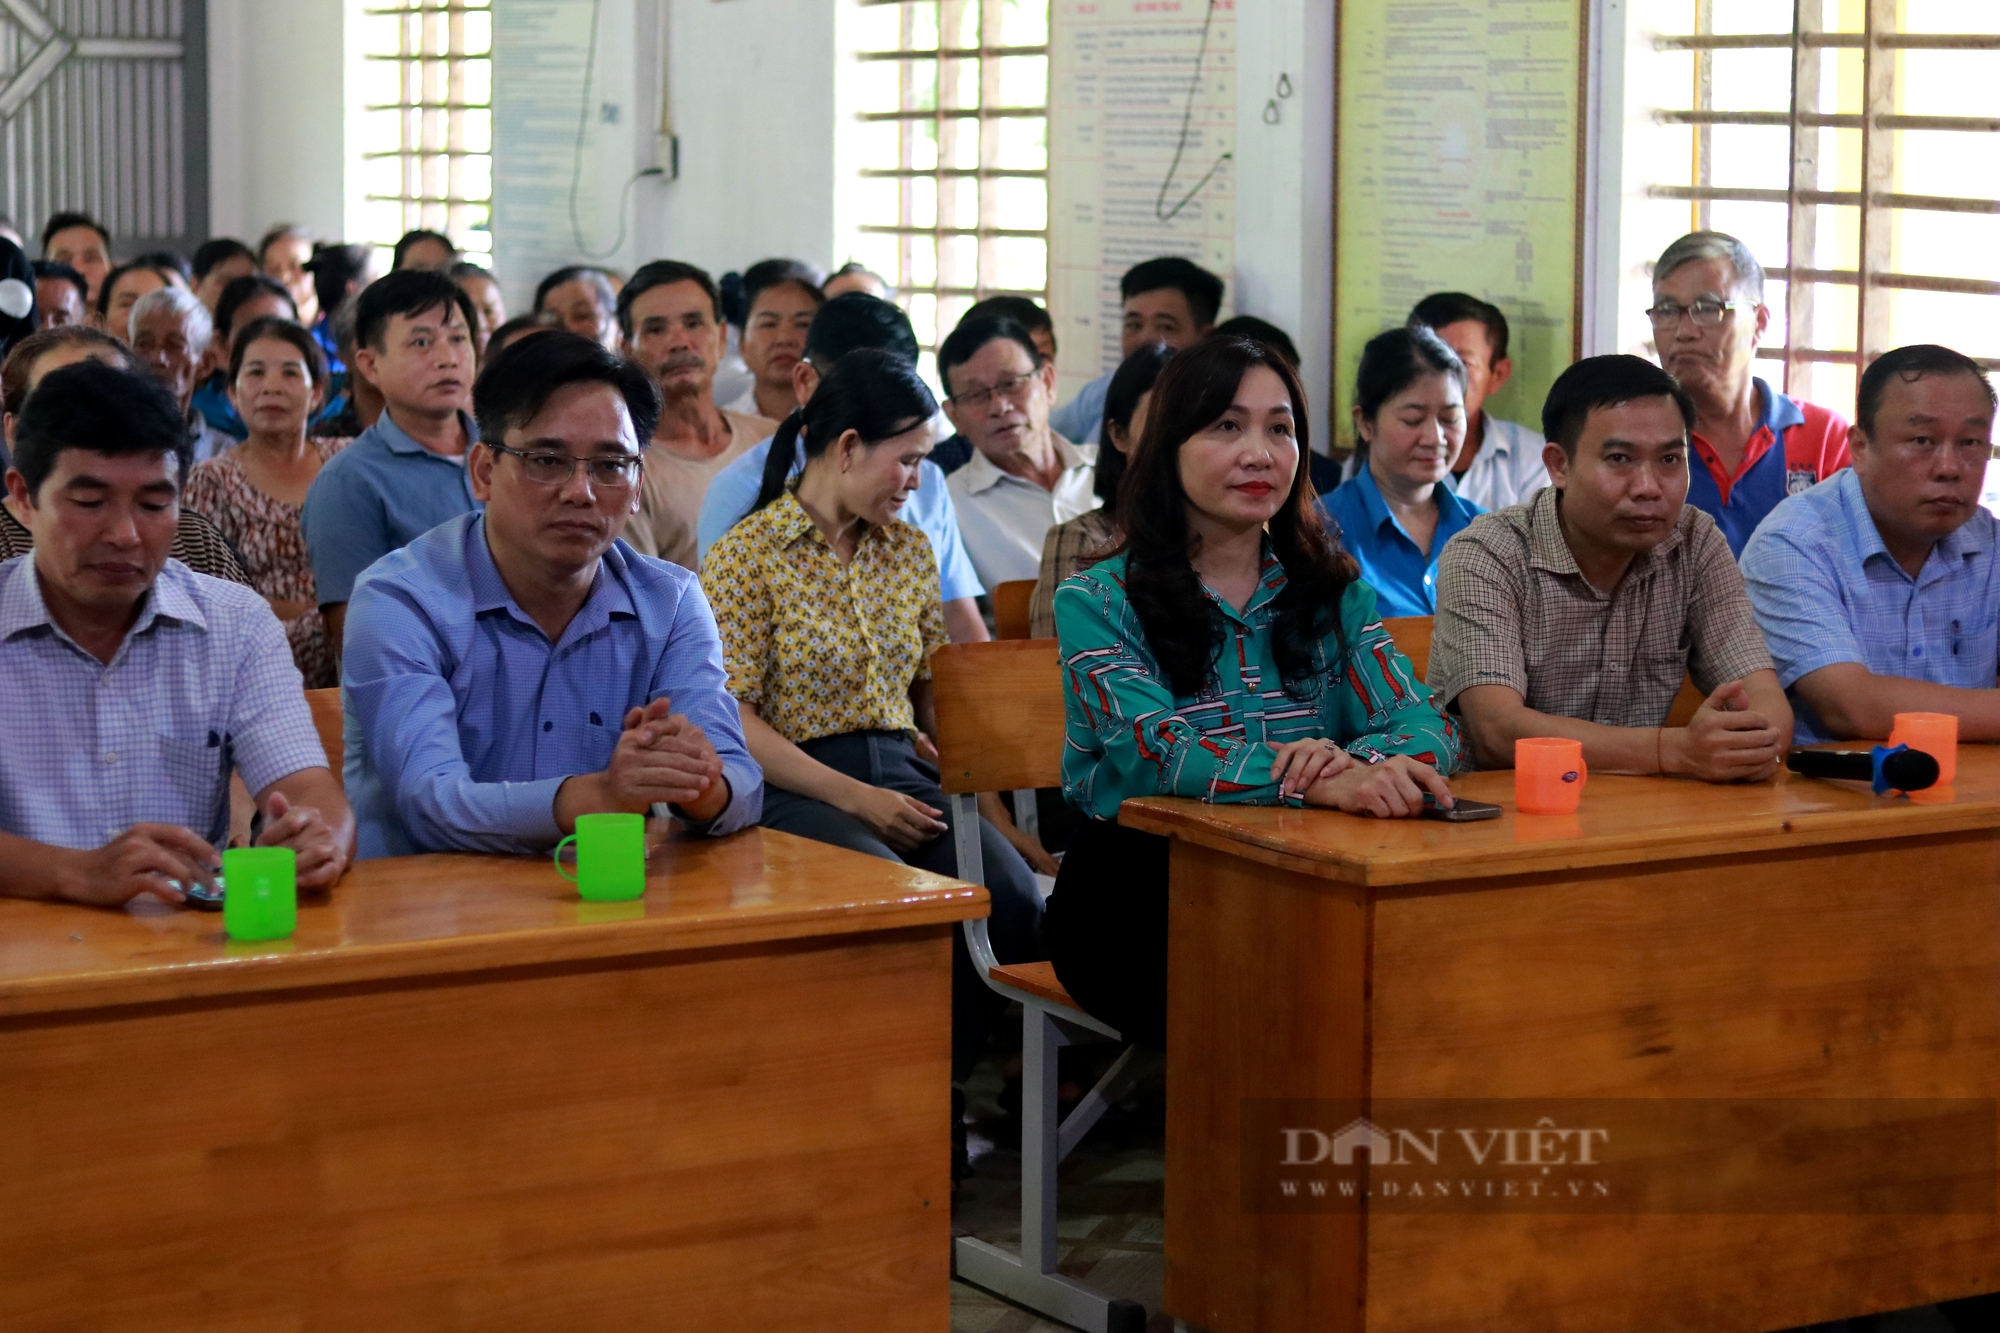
<box><xmin>554</xmin><ymin>833</ymin><xmax>580</xmax><ymax>883</ymax></box>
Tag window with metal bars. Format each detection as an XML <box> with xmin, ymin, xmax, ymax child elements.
<box><xmin>845</xmin><ymin>0</ymin><xmax>1051</xmax><ymax>352</ymax></box>
<box><xmin>1631</xmin><ymin>0</ymin><xmax>2000</xmax><ymax>418</ymax></box>
<box><xmin>357</xmin><ymin>0</ymin><xmax>494</xmax><ymax>265</ymax></box>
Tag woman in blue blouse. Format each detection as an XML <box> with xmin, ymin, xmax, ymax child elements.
<box><xmin>1047</xmin><ymin>335</ymin><xmax>1463</xmax><ymax>1048</ymax></box>
<box><xmin>1320</xmin><ymin>325</ymin><xmax>1484</xmax><ymax>617</ymax></box>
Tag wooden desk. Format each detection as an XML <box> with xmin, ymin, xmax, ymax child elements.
<box><xmin>0</xmin><ymin>829</ymin><xmax>985</xmax><ymax>1332</ymax></box>
<box><xmin>1124</xmin><ymin>752</ymin><xmax>2000</xmax><ymax>1333</ymax></box>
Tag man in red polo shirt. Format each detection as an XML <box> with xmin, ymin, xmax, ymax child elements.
<box><xmin>1649</xmin><ymin>231</ymin><xmax>1850</xmax><ymax>557</ymax></box>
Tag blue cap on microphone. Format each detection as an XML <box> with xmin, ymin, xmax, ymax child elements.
<box><xmin>1872</xmin><ymin>743</ymin><xmax>1911</xmax><ymax>795</ymax></box>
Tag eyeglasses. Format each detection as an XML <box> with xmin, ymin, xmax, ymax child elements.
<box><xmin>949</xmin><ymin>371</ymin><xmax>1037</xmax><ymax>411</ymax></box>
<box><xmin>488</xmin><ymin>442</ymin><xmax>644</xmax><ymax>489</ymax></box>
<box><xmin>1645</xmin><ymin>298</ymin><xmax>1756</xmax><ymax>329</ymax></box>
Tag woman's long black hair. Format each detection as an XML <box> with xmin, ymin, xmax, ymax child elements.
<box><xmin>751</xmin><ymin>347</ymin><xmax>937</xmax><ymax>512</ymax></box>
<box><xmin>1115</xmin><ymin>335</ymin><xmax>1358</xmax><ymax>697</ymax></box>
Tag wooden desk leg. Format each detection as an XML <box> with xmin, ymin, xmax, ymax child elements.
<box><xmin>1165</xmin><ymin>841</ymin><xmax>1369</xmax><ymax>1333</ymax></box>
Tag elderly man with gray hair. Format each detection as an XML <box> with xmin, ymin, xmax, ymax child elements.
<box><xmin>1648</xmin><ymin>230</ymin><xmax>1850</xmax><ymax>556</ymax></box>
<box><xmin>129</xmin><ymin>285</ymin><xmax>232</xmax><ymax>464</ymax></box>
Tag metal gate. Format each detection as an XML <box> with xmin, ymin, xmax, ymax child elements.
<box><xmin>0</xmin><ymin>0</ymin><xmax>206</xmax><ymax>256</ymax></box>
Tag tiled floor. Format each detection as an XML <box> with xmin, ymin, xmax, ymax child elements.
<box><xmin>950</xmin><ymin>1043</ymin><xmax>1168</xmax><ymax>1332</ymax></box>
<box><xmin>943</xmin><ymin>1043</ymin><xmax>1963</xmax><ymax>1333</ymax></box>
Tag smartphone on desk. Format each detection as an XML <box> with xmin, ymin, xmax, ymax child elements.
<box><xmin>1420</xmin><ymin>793</ymin><xmax>1503</xmax><ymax>823</ymax></box>
<box><xmin>167</xmin><ymin>876</ymin><xmax>226</xmax><ymax>910</ymax></box>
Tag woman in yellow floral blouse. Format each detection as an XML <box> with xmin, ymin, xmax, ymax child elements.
<box><xmin>702</xmin><ymin>348</ymin><xmax>1044</xmax><ymax>1102</ymax></box>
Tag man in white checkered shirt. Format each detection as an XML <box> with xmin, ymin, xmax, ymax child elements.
<box><xmin>0</xmin><ymin>358</ymin><xmax>350</xmax><ymax>907</ymax></box>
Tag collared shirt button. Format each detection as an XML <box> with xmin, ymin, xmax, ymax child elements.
<box><xmin>543</xmin><ymin>720</ymin><xmax>553</xmax><ymax>732</ymax></box>
<box><xmin>102</xmin><ymin>753</ymin><xmax>118</xmax><ymax>764</ymax></box>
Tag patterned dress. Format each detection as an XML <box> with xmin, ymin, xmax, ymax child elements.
<box><xmin>183</xmin><ymin>438</ymin><xmax>351</xmax><ymax>689</ymax></box>
<box><xmin>1052</xmin><ymin>548</ymin><xmax>1463</xmax><ymax>821</ymax></box>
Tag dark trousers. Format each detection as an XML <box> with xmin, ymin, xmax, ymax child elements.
<box><xmin>1043</xmin><ymin>818</ymin><xmax>1172</xmax><ymax>1051</ymax></box>
<box><xmin>760</xmin><ymin>730</ymin><xmax>1045</xmax><ymax>1083</ymax></box>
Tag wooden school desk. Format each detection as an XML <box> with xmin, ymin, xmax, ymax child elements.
<box><xmin>0</xmin><ymin>828</ymin><xmax>985</xmax><ymax>1332</ymax></box>
<box><xmin>1123</xmin><ymin>749</ymin><xmax>2000</xmax><ymax>1333</ymax></box>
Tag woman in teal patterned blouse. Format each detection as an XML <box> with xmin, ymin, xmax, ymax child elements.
<box><xmin>1047</xmin><ymin>335</ymin><xmax>1463</xmax><ymax>1048</ymax></box>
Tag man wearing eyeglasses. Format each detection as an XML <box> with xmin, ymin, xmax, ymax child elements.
<box><xmin>1743</xmin><ymin>344</ymin><xmax>2000</xmax><ymax>746</ymax></box>
<box><xmin>940</xmin><ymin>314</ymin><xmax>1097</xmax><ymax>591</ymax></box>
<box><xmin>338</xmin><ymin>330</ymin><xmax>761</xmax><ymax>858</ymax></box>
<box><xmin>1648</xmin><ymin>231</ymin><xmax>1850</xmax><ymax>557</ymax></box>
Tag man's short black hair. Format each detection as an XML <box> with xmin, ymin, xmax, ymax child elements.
<box><xmin>1856</xmin><ymin>344</ymin><xmax>1998</xmax><ymax>438</ymax></box>
<box><xmin>614</xmin><ymin>260</ymin><xmax>720</xmax><ymax>339</ymax></box>
<box><xmin>40</xmin><ymin>211</ymin><xmax>110</xmax><ymax>254</ymax></box>
<box><xmin>964</xmin><ymin>294</ymin><xmax>1053</xmax><ymax>339</ymax></box>
<box><xmin>13</xmin><ymin>359</ymin><xmax>188</xmax><ymax>497</ymax></box>
<box><xmin>1541</xmin><ymin>354</ymin><xmax>1696</xmax><ymax>458</ymax></box>
<box><xmin>1214</xmin><ymin>314</ymin><xmax>1299</xmax><ymax>369</ymax></box>
<box><xmin>738</xmin><ymin>259</ymin><xmax>824</xmax><ymax>326</ymax></box>
<box><xmin>192</xmin><ymin>238</ymin><xmax>256</xmax><ymax>283</ymax></box>
<box><xmin>1120</xmin><ymin>256</ymin><xmax>1224</xmax><ymax>328</ymax></box>
<box><xmin>31</xmin><ymin>260</ymin><xmax>86</xmax><ymax>304</ymax></box>
<box><xmin>937</xmin><ymin>315</ymin><xmax>1041</xmax><ymax>396</ymax></box>
<box><xmin>472</xmin><ymin>328</ymin><xmax>662</xmax><ymax>447</ymax></box>
<box><xmin>803</xmin><ymin>292</ymin><xmax>919</xmax><ymax>371</ymax></box>
<box><xmin>393</xmin><ymin>229</ymin><xmax>458</xmax><ymax>270</ymax></box>
<box><xmin>354</xmin><ymin>267</ymin><xmax>478</xmax><ymax>353</ymax></box>
<box><xmin>1409</xmin><ymin>291</ymin><xmax>1510</xmax><ymax>363</ymax></box>
<box><xmin>215</xmin><ymin>273</ymin><xmax>298</xmax><ymax>343</ymax></box>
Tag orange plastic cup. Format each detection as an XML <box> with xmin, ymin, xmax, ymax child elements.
<box><xmin>1889</xmin><ymin>712</ymin><xmax>1958</xmax><ymax>785</ymax></box>
<box><xmin>1515</xmin><ymin>737</ymin><xmax>1588</xmax><ymax>815</ymax></box>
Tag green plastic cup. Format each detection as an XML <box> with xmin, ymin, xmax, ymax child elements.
<box><xmin>555</xmin><ymin>812</ymin><xmax>647</xmax><ymax>901</ymax></box>
<box><xmin>222</xmin><ymin>846</ymin><xmax>297</xmax><ymax>941</ymax></box>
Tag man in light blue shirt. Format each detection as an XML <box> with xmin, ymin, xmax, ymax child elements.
<box><xmin>1410</xmin><ymin>292</ymin><xmax>1552</xmax><ymax>510</ymax></box>
<box><xmin>696</xmin><ymin>292</ymin><xmax>988</xmax><ymax>642</ymax></box>
<box><xmin>302</xmin><ymin>269</ymin><xmax>482</xmax><ymax>657</ymax></box>
<box><xmin>1049</xmin><ymin>256</ymin><xmax>1222</xmax><ymax>445</ymax></box>
<box><xmin>1742</xmin><ymin>344</ymin><xmax>2000</xmax><ymax>744</ymax></box>
<box><xmin>0</xmin><ymin>359</ymin><xmax>352</xmax><ymax>905</ymax></box>
<box><xmin>342</xmin><ymin>331</ymin><xmax>760</xmax><ymax>858</ymax></box>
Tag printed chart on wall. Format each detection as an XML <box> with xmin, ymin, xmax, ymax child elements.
<box><xmin>1335</xmin><ymin>0</ymin><xmax>1583</xmax><ymax>439</ymax></box>
<box><xmin>492</xmin><ymin>0</ymin><xmax>599</xmax><ymax>315</ymax></box>
<box><xmin>1049</xmin><ymin>0</ymin><xmax>1237</xmax><ymax>401</ymax></box>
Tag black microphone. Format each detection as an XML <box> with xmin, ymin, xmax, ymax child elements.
<box><xmin>1787</xmin><ymin>744</ymin><xmax>1940</xmax><ymax>793</ymax></box>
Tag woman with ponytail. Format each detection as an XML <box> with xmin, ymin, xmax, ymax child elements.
<box><xmin>1043</xmin><ymin>335</ymin><xmax>1463</xmax><ymax>1050</ymax></box>
<box><xmin>701</xmin><ymin>347</ymin><xmax>1044</xmax><ymax>1117</ymax></box>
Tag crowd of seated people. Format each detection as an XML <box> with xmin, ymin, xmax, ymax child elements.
<box><xmin>0</xmin><ymin>214</ymin><xmax>1995</xmax><ymax>1321</ymax></box>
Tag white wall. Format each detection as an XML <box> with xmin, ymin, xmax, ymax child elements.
<box><xmin>1233</xmin><ymin>0</ymin><xmax>1335</xmax><ymax>452</ymax></box>
<box><xmin>206</xmin><ymin>0</ymin><xmax>1328</xmax><ymax>396</ymax></box>
<box><xmin>491</xmin><ymin>0</ymin><xmax>648</xmax><ymax>312</ymax></box>
<box><xmin>634</xmin><ymin>0</ymin><xmax>838</xmax><ymax>278</ymax></box>
<box><xmin>207</xmin><ymin>0</ymin><xmax>348</xmax><ymax>245</ymax></box>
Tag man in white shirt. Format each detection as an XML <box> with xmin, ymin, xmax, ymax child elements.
<box><xmin>941</xmin><ymin>314</ymin><xmax>1097</xmax><ymax>590</ymax></box>
<box><xmin>1410</xmin><ymin>291</ymin><xmax>1550</xmax><ymax>510</ymax></box>
<box><xmin>722</xmin><ymin>258</ymin><xmax>822</xmax><ymax>423</ymax></box>
<box><xmin>1049</xmin><ymin>256</ymin><xmax>1222</xmax><ymax>446</ymax></box>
